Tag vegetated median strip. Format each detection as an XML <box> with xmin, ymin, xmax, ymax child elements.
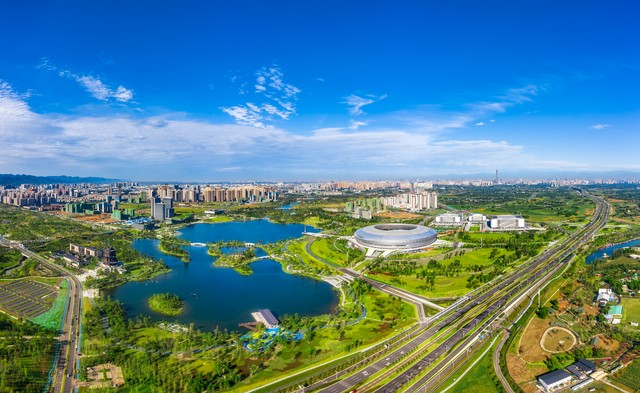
<box><xmin>351</xmin><ymin>317</ymin><xmax>477</xmax><ymax>392</ymax></box>
<box><xmin>438</xmin><ymin>333</ymin><xmax>500</xmax><ymax>393</ymax></box>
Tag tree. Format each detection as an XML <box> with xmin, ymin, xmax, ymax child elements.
<box><xmin>536</xmin><ymin>306</ymin><xmax>549</xmax><ymax>319</ymax></box>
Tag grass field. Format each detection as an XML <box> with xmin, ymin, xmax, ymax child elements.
<box><xmin>309</xmin><ymin>238</ymin><xmax>347</xmax><ymax>266</ymax></box>
<box><xmin>30</xmin><ymin>278</ymin><xmax>68</xmax><ymax>329</ymax></box>
<box><xmin>366</xmin><ymin>248</ymin><xmax>511</xmax><ymax>298</ymax></box>
<box><xmin>612</xmin><ymin>360</ymin><xmax>640</xmax><ymax>392</ymax></box>
<box><xmin>204</xmin><ymin>215</ymin><xmax>233</xmax><ymax>223</ymax></box>
<box><xmin>0</xmin><ymin>247</ymin><xmax>22</xmax><ymax>274</ymax></box>
<box><xmin>367</xmin><ymin>271</ymin><xmax>471</xmax><ymax>298</ymax></box>
<box><xmin>620</xmin><ymin>297</ymin><xmax>640</xmax><ymax>327</ymax></box>
<box><xmin>439</xmin><ymin>335</ymin><xmax>501</xmax><ymax>393</ymax></box>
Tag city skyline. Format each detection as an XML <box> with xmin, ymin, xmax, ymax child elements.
<box><xmin>0</xmin><ymin>1</ymin><xmax>638</xmax><ymax>181</ymax></box>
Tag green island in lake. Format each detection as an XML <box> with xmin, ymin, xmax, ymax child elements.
<box><xmin>148</xmin><ymin>293</ymin><xmax>185</xmax><ymax>316</ymax></box>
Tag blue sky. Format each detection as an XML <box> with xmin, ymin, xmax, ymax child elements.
<box><xmin>0</xmin><ymin>1</ymin><xmax>638</xmax><ymax>181</ymax></box>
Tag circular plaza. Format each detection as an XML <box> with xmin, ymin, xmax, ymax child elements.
<box><xmin>353</xmin><ymin>223</ymin><xmax>438</xmax><ymax>251</ymax></box>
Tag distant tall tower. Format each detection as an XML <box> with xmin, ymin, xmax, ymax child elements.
<box><xmin>495</xmin><ymin>169</ymin><xmax>499</xmax><ymax>184</ymax></box>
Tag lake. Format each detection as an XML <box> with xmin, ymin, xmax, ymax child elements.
<box><xmin>104</xmin><ymin>220</ymin><xmax>338</xmax><ymax>331</ymax></box>
<box><xmin>585</xmin><ymin>238</ymin><xmax>640</xmax><ymax>264</ymax></box>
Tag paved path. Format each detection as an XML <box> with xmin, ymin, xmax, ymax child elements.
<box><xmin>493</xmin><ymin>330</ymin><xmax>515</xmax><ymax>393</ymax></box>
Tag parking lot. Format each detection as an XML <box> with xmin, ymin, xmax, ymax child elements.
<box><xmin>0</xmin><ymin>279</ymin><xmax>58</xmax><ymax>318</ymax></box>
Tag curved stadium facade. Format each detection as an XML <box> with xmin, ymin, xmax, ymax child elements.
<box><xmin>353</xmin><ymin>224</ymin><xmax>437</xmax><ymax>251</ymax></box>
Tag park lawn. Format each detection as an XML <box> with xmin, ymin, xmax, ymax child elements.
<box><xmin>0</xmin><ymin>247</ymin><xmax>22</xmax><ymax>274</ymax></box>
<box><xmin>234</xmin><ymin>291</ymin><xmax>416</xmax><ymax>391</ymax></box>
<box><xmin>309</xmin><ymin>238</ymin><xmax>347</xmax><ymax>266</ymax></box>
<box><xmin>620</xmin><ymin>297</ymin><xmax>640</xmax><ymax>327</ymax></box>
<box><xmin>367</xmin><ymin>272</ymin><xmax>472</xmax><ymax>298</ymax></box>
<box><xmin>205</xmin><ymin>215</ymin><xmax>233</xmax><ymax>223</ymax></box>
<box><xmin>302</xmin><ymin>215</ymin><xmax>322</xmax><ymax>228</ymax></box>
<box><xmin>462</xmin><ymin>232</ymin><xmax>513</xmax><ymax>242</ymax></box>
<box><xmin>30</xmin><ymin>278</ymin><xmax>68</xmax><ymax>330</ymax></box>
<box><xmin>130</xmin><ymin>326</ymin><xmax>178</xmax><ymax>347</ymax></box>
<box><xmin>439</xmin><ymin>335</ymin><xmax>500</xmax><ymax>393</ymax></box>
<box><xmin>454</xmin><ymin>248</ymin><xmax>513</xmax><ymax>267</ymax></box>
<box><xmin>286</xmin><ymin>239</ymin><xmax>331</xmax><ymax>272</ymax></box>
<box><xmin>393</xmin><ymin>248</ymin><xmax>451</xmax><ymax>260</ymax></box>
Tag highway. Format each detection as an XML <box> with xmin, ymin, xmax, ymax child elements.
<box><xmin>0</xmin><ymin>238</ymin><xmax>82</xmax><ymax>393</ymax></box>
<box><xmin>314</xmin><ymin>190</ymin><xmax>608</xmax><ymax>393</ymax></box>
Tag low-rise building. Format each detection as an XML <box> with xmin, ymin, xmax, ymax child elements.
<box><xmin>252</xmin><ymin>309</ymin><xmax>279</xmax><ymax>328</ymax></box>
<box><xmin>596</xmin><ymin>288</ymin><xmax>615</xmax><ymax>307</ymax></box>
<box><xmin>467</xmin><ymin>213</ymin><xmax>486</xmax><ymax>223</ymax></box>
<box><xmin>488</xmin><ymin>214</ymin><xmax>526</xmax><ymax>229</ymax></box>
<box><xmin>434</xmin><ymin>213</ymin><xmax>464</xmax><ymax>225</ymax></box>
<box><xmin>537</xmin><ymin>369</ymin><xmax>573</xmax><ymax>392</ymax></box>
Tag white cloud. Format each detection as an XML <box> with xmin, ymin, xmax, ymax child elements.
<box><xmin>476</xmin><ymin>122</ymin><xmax>485</xmax><ymax>126</ymax></box>
<box><xmin>344</xmin><ymin>93</ymin><xmax>387</xmax><ymax>116</ymax></box>
<box><xmin>591</xmin><ymin>123</ymin><xmax>612</xmax><ymax>130</ymax></box>
<box><xmin>40</xmin><ymin>59</ymin><xmax>134</xmax><ymax>103</ymax></box>
<box><xmin>4</xmin><ymin>78</ymin><xmax>622</xmax><ymax>180</ymax></box>
<box><xmin>349</xmin><ymin>120</ymin><xmax>367</xmax><ymax>130</ymax></box>
<box><xmin>470</xmin><ymin>84</ymin><xmax>539</xmax><ymax>115</ymax></box>
<box><xmin>222</xmin><ymin>65</ymin><xmax>301</xmax><ymax>128</ymax></box>
<box><xmin>490</xmin><ymin>119</ymin><xmax>495</xmax><ymax>122</ymax></box>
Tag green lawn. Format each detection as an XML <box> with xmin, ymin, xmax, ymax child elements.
<box><xmin>439</xmin><ymin>336</ymin><xmax>501</xmax><ymax>393</ymax></box>
<box><xmin>454</xmin><ymin>248</ymin><xmax>511</xmax><ymax>267</ymax></box>
<box><xmin>30</xmin><ymin>279</ymin><xmax>68</xmax><ymax>329</ymax></box>
<box><xmin>366</xmin><ymin>248</ymin><xmax>510</xmax><ymax>298</ymax></box>
<box><xmin>309</xmin><ymin>238</ymin><xmax>347</xmax><ymax>266</ymax></box>
<box><xmin>367</xmin><ymin>272</ymin><xmax>472</xmax><ymax>298</ymax></box>
<box><xmin>461</xmin><ymin>232</ymin><xmax>513</xmax><ymax>242</ymax></box>
<box><xmin>620</xmin><ymin>297</ymin><xmax>640</xmax><ymax>327</ymax></box>
<box><xmin>612</xmin><ymin>360</ymin><xmax>640</xmax><ymax>392</ymax></box>
<box><xmin>0</xmin><ymin>247</ymin><xmax>22</xmax><ymax>274</ymax></box>
<box><xmin>204</xmin><ymin>215</ymin><xmax>233</xmax><ymax>223</ymax></box>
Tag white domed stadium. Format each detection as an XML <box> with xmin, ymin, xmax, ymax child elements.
<box><xmin>353</xmin><ymin>223</ymin><xmax>438</xmax><ymax>252</ymax></box>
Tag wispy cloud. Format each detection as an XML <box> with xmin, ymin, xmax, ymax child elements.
<box><xmin>344</xmin><ymin>93</ymin><xmax>387</xmax><ymax>116</ymax></box>
<box><xmin>591</xmin><ymin>123</ymin><xmax>612</xmax><ymax>130</ymax></box>
<box><xmin>221</xmin><ymin>66</ymin><xmax>301</xmax><ymax>128</ymax></box>
<box><xmin>38</xmin><ymin>58</ymin><xmax>133</xmax><ymax>102</ymax></box>
<box><xmin>476</xmin><ymin>122</ymin><xmax>485</xmax><ymax>126</ymax></box>
<box><xmin>349</xmin><ymin>120</ymin><xmax>367</xmax><ymax>130</ymax></box>
<box><xmin>470</xmin><ymin>84</ymin><xmax>540</xmax><ymax>115</ymax></box>
<box><xmin>3</xmin><ymin>79</ymin><xmax>620</xmax><ymax>180</ymax></box>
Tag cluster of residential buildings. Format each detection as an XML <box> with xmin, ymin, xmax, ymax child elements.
<box><xmin>380</xmin><ymin>191</ymin><xmax>438</xmax><ymax>212</ymax></box>
<box><xmin>537</xmin><ymin>358</ymin><xmax>600</xmax><ymax>392</ymax></box>
<box><xmin>291</xmin><ymin>181</ymin><xmax>435</xmax><ymax>194</ymax></box>
<box><xmin>0</xmin><ymin>188</ymin><xmax>58</xmax><ymax>207</ymax></box>
<box><xmin>145</xmin><ymin>184</ymin><xmax>278</xmax><ymax>204</ymax></box>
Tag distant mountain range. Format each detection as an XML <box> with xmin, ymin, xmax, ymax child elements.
<box><xmin>0</xmin><ymin>174</ymin><xmax>119</xmax><ymax>186</ymax></box>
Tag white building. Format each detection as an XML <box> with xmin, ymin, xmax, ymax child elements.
<box><xmin>537</xmin><ymin>369</ymin><xmax>573</xmax><ymax>392</ymax></box>
<box><xmin>434</xmin><ymin>213</ymin><xmax>464</xmax><ymax>225</ymax></box>
<box><xmin>596</xmin><ymin>288</ymin><xmax>615</xmax><ymax>307</ymax></box>
<box><xmin>467</xmin><ymin>213</ymin><xmax>486</xmax><ymax>223</ymax></box>
<box><xmin>488</xmin><ymin>214</ymin><xmax>525</xmax><ymax>229</ymax></box>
